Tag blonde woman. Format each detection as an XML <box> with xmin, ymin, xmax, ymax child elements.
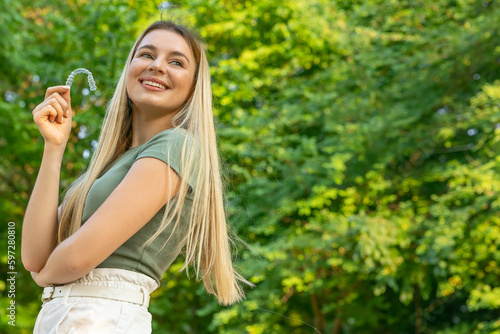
<box><xmin>22</xmin><ymin>20</ymin><xmax>252</xmax><ymax>333</ymax></box>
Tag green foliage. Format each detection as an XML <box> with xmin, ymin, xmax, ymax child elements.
<box><xmin>0</xmin><ymin>0</ymin><xmax>499</xmax><ymax>333</ymax></box>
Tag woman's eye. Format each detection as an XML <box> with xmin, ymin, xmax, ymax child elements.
<box><xmin>139</xmin><ymin>52</ymin><xmax>154</xmax><ymax>59</ymax></box>
<box><xmin>171</xmin><ymin>60</ymin><xmax>184</xmax><ymax>67</ymax></box>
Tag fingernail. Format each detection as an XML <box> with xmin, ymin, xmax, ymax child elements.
<box><xmin>63</xmin><ymin>85</ymin><xmax>71</xmax><ymax>90</ymax></box>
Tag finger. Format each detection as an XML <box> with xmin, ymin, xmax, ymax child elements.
<box><xmin>34</xmin><ymin>95</ymin><xmax>68</xmax><ymax>121</ymax></box>
<box><xmin>60</xmin><ymin>86</ymin><xmax>72</xmax><ymax>107</ymax></box>
<box><xmin>46</xmin><ymin>105</ymin><xmax>57</xmax><ymax>123</ymax></box>
<box><xmin>44</xmin><ymin>98</ymin><xmax>65</xmax><ymax>124</ymax></box>
<box><xmin>33</xmin><ymin>102</ymin><xmax>50</xmax><ymax>116</ymax></box>
<box><xmin>34</xmin><ymin>105</ymin><xmax>58</xmax><ymax>123</ymax></box>
<box><xmin>32</xmin><ymin>104</ymin><xmax>41</xmax><ymax>116</ymax></box>
<box><xmin>44</xmin><ymin>85</ymin><xmax>71</xmax><ymax>100</ymax></box>
<box><xmin>47</xmin><ymin>92</ymin><xmax>69</xmax><ymax>115</ymax></box>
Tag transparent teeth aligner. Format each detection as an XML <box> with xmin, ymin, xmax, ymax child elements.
<box><xmin>66</xmin><ymin>68</ymin><xmax>97</xmax><ymax>91</ymax></box>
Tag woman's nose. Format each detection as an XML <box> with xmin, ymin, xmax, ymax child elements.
<box><xmin>148</xmin><ymin>61</ymin><xmax>166</xmax><ymax>74</ymax></box>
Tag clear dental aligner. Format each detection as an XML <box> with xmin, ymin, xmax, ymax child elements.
<box><xmin>66</xmin><ymin>68</ymin><xmax>97</xmax><ymax>91</ymax></box>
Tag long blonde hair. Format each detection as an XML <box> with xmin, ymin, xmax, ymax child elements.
<box><xmin>58</xmin><ymin>21</ymin><xmax>252</xmax><ymax>305</ymax></box>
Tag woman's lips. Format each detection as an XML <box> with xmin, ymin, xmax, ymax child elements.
<box><xmin>140</xmin><ymin>79</ymin><xmax>168</xmax><ymax>91</ymax></box>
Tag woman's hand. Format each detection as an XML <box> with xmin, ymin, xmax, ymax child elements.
<box><xmin>32</xmin><ymin>86</ymin><xmax>73</xmax><ymax>148</ymax></box>
<box><xmin>30</xmin><ymin>271</ymin><xmax>50</xmax><ymax>288</ymax></box>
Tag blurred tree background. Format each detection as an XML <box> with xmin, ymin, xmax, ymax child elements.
<box><xmin>0</xmin><ymin>0</ymin><xmax>499</xmax><ymax>333</ymax></box>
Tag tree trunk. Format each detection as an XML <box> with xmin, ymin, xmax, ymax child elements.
<box><xmin>331</xmin><ymin>307</ymin><xmax>342</xmax><ymax>334</ymax></box>
<box><xmin>413</xmin><ymin>284</ymin><xmax>422</xmax><ymax>334</ymax></box>
<box><xmin>311</xmin><ymin>292</ymin><xmax>326</xmax><ymax>333</ymax></box>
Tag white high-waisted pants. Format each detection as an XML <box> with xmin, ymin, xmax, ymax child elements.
<box><xmin>33</xmin><ymin>268</ymin><xmax>159</xmax><ymax>334</ymax></box>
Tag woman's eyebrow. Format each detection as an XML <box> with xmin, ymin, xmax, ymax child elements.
<box><xmin>170</xmin><ymin>51</ymin><xmax>190</xmax><ymax>65</ymax></box>
<box><xmin>137</xmin><ymin>44</ymin><xmax>190</xmax><ymax>64</ymax></box>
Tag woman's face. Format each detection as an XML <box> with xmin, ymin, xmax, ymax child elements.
<box><xmin>127</xmin><ymin>29</ymin><xmax>196</xmax><ymax>118</ymax></box>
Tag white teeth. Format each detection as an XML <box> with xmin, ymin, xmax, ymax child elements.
<box><xmin>142</xmin><ymin>80</ymin><xmax>167</xmax><ymax>90</ymax></box>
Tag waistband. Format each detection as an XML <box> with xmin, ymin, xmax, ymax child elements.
<box><xmin>68</xmin><ymin>268</ymin><xmax>159</xmax><ymax>293</ymax></box>
<box><xmin>41</xmin><ymin>268</ymin><xmax>159</xmax><ymax>307</ymax></box>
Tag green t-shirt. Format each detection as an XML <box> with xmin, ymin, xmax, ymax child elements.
<box><xmin>81</xmin><ymin>127</ymin><xmax>195</xmax><ymax>285</ymax></box>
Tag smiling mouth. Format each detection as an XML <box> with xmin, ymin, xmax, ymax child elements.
<box><xmin>140</xmin><ymin>80</ymin><xmax>168</xmax><ymax>90</ymax></box>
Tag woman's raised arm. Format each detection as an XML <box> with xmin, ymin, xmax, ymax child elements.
<box><xmin>21</xmin><ymin>86</ymin><xmax>72</xmax><ymax>272</ymax></box>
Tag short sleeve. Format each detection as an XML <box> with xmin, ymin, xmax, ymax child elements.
<box><xmin>134</xmin><ymin>128</ymin><xmax>197</xmax><ymax>189</ymax></box>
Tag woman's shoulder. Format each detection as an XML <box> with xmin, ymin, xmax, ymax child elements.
<box><xmin>141</xmin><ymin>127</ymin><xmax>199</xmax><ymax>154</ymax></box>
<box><xmin>148</xmin><ymin>126</ymin><xmax>186</xmax><ymax>142</ymax></box>
<box><xmin>132</xmin><ymin>127</ymin><xmax>182</xmax><ymax>153</ymax></box>
<box><xmin>134</xmin><ymin>127</ymin><xmax>199</xmax><ymax>189</ymax></box>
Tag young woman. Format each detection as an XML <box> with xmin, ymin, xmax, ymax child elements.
<box><xmin>21</xmin><ymin>20</ymin><xmax>252</xmax><ymax>333</ymax></box>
